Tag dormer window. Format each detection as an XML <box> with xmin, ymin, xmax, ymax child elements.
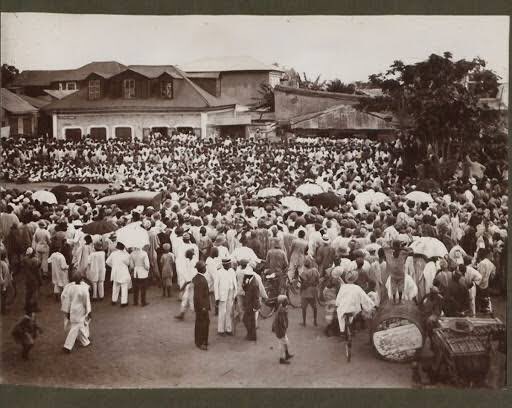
<box><xmin>88</xmin><ymin>79</ymin><xmax>101</xmax><ymax>100</ymax></box>
<box><xmin>59</xmin><ymin>81</ymin><xmax>77</xmax><ymax>91</ymax></box>
<box><xmin>123</xmin><ymin>79</ymin><xmax>136</xmax><ymax>98</ymax></box>
<box><xmin>161</xmin><ymin>80</ymin><xmax>173</xmax><ymax>99</ymax></box>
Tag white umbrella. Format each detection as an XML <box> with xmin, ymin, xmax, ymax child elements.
<box><xmin>405</xmin><ymin>191</ymin><xmax>434</xmax><ymax>203</ymax></box>
<box><xmin>257</xmin><ymin>187</ymin><xmax>283</xmax><ymax>199</ymax></box>
<box><xmin>231</xmin><ymin>246</ymin><xmax>261</xmax><ymax>266</ymax></box>
<box><xmin>354</xmin><ymin>190</ymin><xmax>389</xmax><ymax>210</ymax></box>
<box><xmin>32</xmin><ymin>190</ymin><xmax>57</xmax><ymax>204</ymax></box>
<box><xmin>116</xmin><ymin>223</ymin><xmax>149</xmax><ymax>249</ymax></box>
<box><xmin>295</xmin><ymin>183</ymin><xmax>324</xmax><ymax>196</ymax></box>
<box><xmin>280</xmin><ymin>196</ymin><xmax>310</xmax><ymax>213</ymax></box>
<box><xmin>409</xmin><ymin>237</ymin><xmax>448</xmax><ymax>258</ymax></box>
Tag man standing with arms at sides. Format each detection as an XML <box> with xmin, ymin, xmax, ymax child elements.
<box><xmin>106</xmin><ymin>242</ymin><xmax>131</xmax><ymax>307</ymax></box>
<box><xmin>193</xmin><ymin>261</ymin><xmax>210</xmax><ymax>350</ymax></box>
<box><xmin>175</xmin><ymin>248</ymin><xmax>197</xmax><ymax>320</ymax></box>
<box><xmin>130</xmin><ymin>246</ymin><xmax>150</xmax><ymax>307</ymax></box>
<box><xmin>242</xmin><ymin>262</ymin><xmax>260</xmax><ymax>341</ymax></box>
<box><xmin>215</xmin><ymin>257</ymin><xmax>238</xmax><ymax>336</ymax></box>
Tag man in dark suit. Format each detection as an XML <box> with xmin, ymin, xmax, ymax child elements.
<box><xmin>242</xmin><ymin>264</ymin><xmax>260</xmax><ymax>341</ymax></box>
<box><xmin>192</xmin><ymin>261</ymin><xmax>210</xmax><ymax>350</ymax></box>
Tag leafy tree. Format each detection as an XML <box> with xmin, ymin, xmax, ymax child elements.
<box><xmin>1</xmin><ymin>64</ymin><xmax>19</xmax><ymax>87</ymax></box>
<box><xmin>357</xmin><ymin>52</ymin><xmax>501</xmax><ymax>161</ymax></box>
<box><xmin>326</xmin><ymin>79</ymin><xmax>355</xmax><ymax>94</ymax></box>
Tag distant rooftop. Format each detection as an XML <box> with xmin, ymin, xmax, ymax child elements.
<box><xmin>1</xmin><ymin>88</ymin><xmax>39</xmax><ymax>114</ymax></box>
<box><xmin>179</xmin><ymin>56</ymin><xmax>283</xmax><ymax>73</ymax></box>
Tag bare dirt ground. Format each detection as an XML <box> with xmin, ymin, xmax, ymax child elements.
<box><xmin>1</xmin><ymin>277</ymin><xmax>418</xmax><ymax>388</ymax></box>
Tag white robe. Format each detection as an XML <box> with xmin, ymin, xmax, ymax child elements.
<box><xmin>87</xmin><ymin>251</ymin><xmax>106</xmax><ymax>282</ymax></box>
<box><xmin>106</xmin><ymin>250</ymin><xmax>131</xmax><ymax>284</ymax></box>
<box><xmin>48</xmin><ymin>252</ymin><xmax>69</xmax><ymax>288</ymax></box>
<box><xmin>336</xmin><ymin>283</ymin><xmax>375</xmax><ymax>332</ymax></box>
<box><xmin>61</xmin><ymin>281</ymin><xmax>91</xmax><ymax>323</ymax></box>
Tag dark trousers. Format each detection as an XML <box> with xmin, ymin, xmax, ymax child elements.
<box><xmin>133</xmin><ymin>278</ymin><xmax>147</xmax><ymax>305</ymax></box>
<box><xmin>195</xmin><ymin>310</ymin><xmax>210</xmax><ymax>347</ymax></box>
<box><xmin>243</xmin><ymin>309</ymin><xmax>257</xmax><ymax>340</ymax></box>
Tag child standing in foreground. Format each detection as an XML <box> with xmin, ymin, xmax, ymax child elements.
<box><xmin>11</xmin><ymin>303</ymin><xmax>43</xmax><ymax>360</ymax></box>
<box><xmin>272</xmin><ymin>294</ymin><xmax>294</xmax><ymax>365</ymax></box>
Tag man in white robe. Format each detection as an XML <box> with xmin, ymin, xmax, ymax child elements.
<box><xmin>215</xmin><ymin>258</ymin><xmax>238</xmax><ymax>335</ymax></box>
<box><xmin>61</xmin><ymin>274</ymin><xmax>91</xmax><ymax>353</ymax></box>
<box><xmin>48</xmin><ymin>250</ymin><xmax>69</xmax><ymax>300</ymax></box>
<box><xmin>106</xmin><ymin>242</ymin><xmax>131</xmax><ymax>307</ymax></box>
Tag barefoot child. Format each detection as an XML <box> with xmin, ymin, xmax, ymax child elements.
<box><xmin>11</xmin><ymin>303</ymin><xmax>43</xmax><ymax>360</ymax></box>
<box><xmin>272</xmin><ymin>294</ymin><xmax>294</xmax><ymax>365</ymax></box>
<box><xmin>160</xmin><ymin>243</ymin><xmax>175</xmax><ymax>297</ymax></box>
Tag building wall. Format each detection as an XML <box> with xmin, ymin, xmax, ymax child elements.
<box><xmin>190</xmin><ymin>78</ymin><xmax>219</xmax><ymax>97</ymax></box>
<box><xmin>274</xmin><ymin>88</ymin><xmax>361</xmax><ymax>121</ymax></box>
<box><xmin>54</xmin><ymin>111</ymin><xmax>202</xmax><ymax>140</ymax></box>
<box><xmin>219</xmin><ymin>71</ymin><xmax>271</xmax><ymax>105</ymax></box>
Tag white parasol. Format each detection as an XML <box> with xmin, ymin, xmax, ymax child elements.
<box><xmin>116</xmin><ymin>222</ymin><xmax>149</xmax><ymax>249</ymax></box>
<box><xmin>231</xmin><ymin>246</ymin><xmax>261</xmax><ymax>266</ymax></box>
<box><xmin>256</xmin><ymin>187</ymin><xmax>283</xmax><ymax>199</ymax></box>
<box><xmin>354</xmin><ymin>189</ymin><xmax>389</xmax><ymax>211</ymax></box>
<box><xmin>295</xmin><ymin>183</ymin><xmax>324</xmax><ymax>196</ymax></box>
<box><xmin>409</xmin><ymin>237</ymin><xmax>448</xmax><ymax>258</ymax></box>
<box><xmin>32</xmin><ymin>190</ymin><xmax>58</xmax><ymax>204</ymax></box>
<box><xmin>405</xmin><ymin>191</ymin><xmax>434</xmax><ymax>203</ymax></box>
<box><xmin>280</xmin><ymin>196</ymin><xmax>310</xmax><ymax>213</ymax></box>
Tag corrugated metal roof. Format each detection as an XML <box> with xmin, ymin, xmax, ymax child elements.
<box><xmin>289</xmin><ymin>104</ymin><xmax>395</xmax><ymax>130</ymax></box>
<box><xmin>18</xmin><ymin>94</ymin><xmax>52</xmax><ymax>109</ymax></box>
<box><xmin>275</xmin><ymin>85</ymin><xmax>364</xmax><ymax>102</ymax></box>
<box><xmin>11</xmin><ymin>61</ymin><xmax>127</xmax><ymax>87</ymax></box>
<box><xmin>185</xmin><ymin>72</ymin><xmax>220</xmax><ymax>79</ymax></box>
<box><xmin>1</xmin><ymin>88</ymin><xmax>38</xmax><ymax>114</ymax></box>
<box><xmin>179</xmin><ymin>56</ymin><xmax>282</xmax><ymax>73</ymax></box>
<box><xmin>127</xmin><ymin>65</ymin><xmax>183</xmax><ymax>79</ymax></box>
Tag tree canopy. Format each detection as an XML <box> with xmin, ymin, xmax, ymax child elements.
<box><xmin>326</xmin><ymin>79</ymin><xmax>355</xmax><ymax>94</ymax></box>
<box><xmin>357</xmin><ymin>52</ymin><xmax>502</xmax><ymax>158</ymax></box>
<box><xmin>1</xmin><ymin>64</ymin><xmax>19</xmax><ymax>87</ymax></box>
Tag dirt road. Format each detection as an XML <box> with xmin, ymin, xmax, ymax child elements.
<box><xmin>1</xmin><ymin>279</ymin><xmax>413</xmax><ymax>388</ymax></box>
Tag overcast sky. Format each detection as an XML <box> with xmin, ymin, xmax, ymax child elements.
<box><xmin>1</xmin><ymin>14</ymin><xmax>509</xmax><ymax>83</ymax></box>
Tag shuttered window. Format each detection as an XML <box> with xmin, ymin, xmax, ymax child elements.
<box><xmin>115</xmin><ymin>127</ymin><xmax>132</xmax><ymax>141</ymax></box>
<box><xmin>123</xmin><ymin>79</ymin><xmax>136</xmax><ymax>98</ymax></box>
<box><xmin>88</xmin><ymin>80</ymin><xmax>101</xmax><ymax>100</ymax></box>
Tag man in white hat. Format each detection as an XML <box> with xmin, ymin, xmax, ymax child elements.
<box><xmin>214</xmin><ymin>257</ymin><xmax>238</xmax><ymax>336</ymax></box>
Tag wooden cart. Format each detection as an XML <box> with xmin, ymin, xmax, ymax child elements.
<box><xmin>430</xmin><ymin>317</ymin><xmax>505</xmax><ymax>387</ymax></box>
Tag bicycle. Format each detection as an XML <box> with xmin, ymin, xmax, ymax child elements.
<box><xmin>259</xmin><ymin>273</ymin><xmax>301</xmax><ymax>319</ymax></box>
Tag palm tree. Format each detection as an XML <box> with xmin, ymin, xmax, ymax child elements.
<box><xmin>297</xmin><ymin>73</ymin><xmax>326</xmax><ymax>91</ymax></box>
<box><xmin>252</xmin><ymin>83</ymin><xmax>275</xmax><ymax>111</ymax></box>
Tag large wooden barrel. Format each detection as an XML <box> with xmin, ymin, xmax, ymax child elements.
<box><xmin>371</xmin><ymin>300</ymin><xmax>426</xmax><ymax>363</ymax></box>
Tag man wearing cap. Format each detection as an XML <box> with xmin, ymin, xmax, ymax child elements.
<box><xmin>192</xmin><ymin>261</ymin><xmax>210</xmax><ymax>350</ymax></box>
<box><xmin>215</xmin><ymin>257</ymin><xmax>238</xmax><ymax>336</ymax></box>
<box><xmin>106</xmin><ymin>242</ymin><xmax>131</xmax><ymax>307</ymax></box>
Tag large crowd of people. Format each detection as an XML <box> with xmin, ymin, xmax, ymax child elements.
<box><xmin>0</xmin><ymin>131</ymin><xmax>507</xmax><ymax>367</ymax></box>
